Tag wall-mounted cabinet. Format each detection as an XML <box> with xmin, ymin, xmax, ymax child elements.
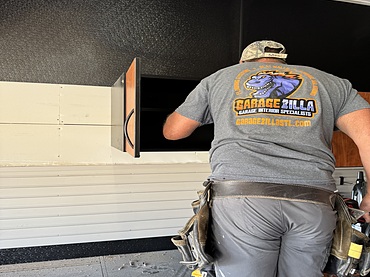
<box><xmin>111</xmin><ymin>58</ymin><xmax>213</xmax><ymax>158</ymax></box>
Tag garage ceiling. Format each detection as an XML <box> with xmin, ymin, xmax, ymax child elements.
<box><xmin>0</xmin><ymin>0</ymin><xmax>369</xmax><ymax>91</ymax></box>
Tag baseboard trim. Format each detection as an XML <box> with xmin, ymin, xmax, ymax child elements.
<box><xmin>0</xmin><ymin>236</ymin><xmax>176</xmax><ymax>265</ymax></box>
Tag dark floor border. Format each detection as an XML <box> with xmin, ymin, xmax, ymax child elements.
<box><xmin>0</xmin><ymin>236</ymin><xmax>177</xmax><ymax>265</ymax></box>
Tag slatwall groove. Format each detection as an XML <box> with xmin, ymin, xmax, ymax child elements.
<box><xmin>0</xmin><ymin>177</ymin><xmax>208</xmax><ymax>189</ymax></box>
<box><xmin>0</xmin><ymin>218</ymin><xmax>189</xmax><ymax>236</ymax></box>
<box><xmin>0</xmin><ymin>210</ymin><xmax>192</xmax><ymax>224</ymax></box>
<box><xmin>1</xmin><ymin>230</ymin><xmax>183</xmax><ymax>250</ymax></box>
<box><xmin>1</xmin><ymin>229</ymin><xmax>181</xmax><ymax>249</ymax></box>
<box><xmin>0</xmin><ymin>198</ymin><xmax>194</xmax><ymax>212</ymax></box>
<box><xmin>0</xmin><ymin>218</ymin><xmax>189</xmax><ymax>241</ymax></box>
<box><xmin>0</xmin><ymin>191</ymin><xmax>199</xmax><ymax>207</ymax></box>
<box><xmin>0</xmin><ymin>200</ymin><xmax>192</xmax><ymax>220</ymax></box>
<box><xmin>0</xmin><ymin>183</ymin><xmax>204</xmax><ymax>199</ymax></box>
<box><xmin>0</xmin><ymin>164</ymin><xmax>211</xmax><ymax>177</ymax></box>
<box><xmin>0</xmin><ymin>168</ymin><xmax>210</xmax><ymax>181</ymax></box>
<box><xmin>0</xmin><ymin>209</ymin><xmax>191</xmax><ymax>229</ymax></box>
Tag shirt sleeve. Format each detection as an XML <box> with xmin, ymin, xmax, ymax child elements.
<box><xmin>175</xmin><ymin>80</ymin><xmax>214</xmax><ymax>125</ymax></box>
<box><xmin>337</xmin><ymin>83</ymin><xmax>370</xmax><ymax>119</ymax></box>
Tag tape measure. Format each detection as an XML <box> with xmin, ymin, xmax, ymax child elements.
<box><xmin>191</xmin><ymin>269</ymin><xmax>207</xmax><ymax>277</ymax></box>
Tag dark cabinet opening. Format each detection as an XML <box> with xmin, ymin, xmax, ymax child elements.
<box><xmin>140</xmin><ymin>76</ymin><xmax>214</xmax><ymax>151</ymax></box>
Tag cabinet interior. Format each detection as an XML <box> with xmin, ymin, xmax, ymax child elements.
<box><xmin>140</xmin><ymin>76</ymin><xmax>214</xmax><ymax>151</ymax></box>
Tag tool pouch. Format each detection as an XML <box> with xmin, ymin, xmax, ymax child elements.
<box><xmin>171</xmin><ymin>180</ymin><xmax>214</xmax><ymax>270</ymax></box>
<box><xmin>359</xmin><ymin>245</ymin><xmax>370</xmax><ymax>276</ymax></box>
<box><xmin>324</xmin><ymin>194</ymin><xmax>369</xmax><ymax>277</ymax></box>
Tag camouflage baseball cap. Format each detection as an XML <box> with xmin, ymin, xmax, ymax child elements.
<box><xmin>240</xmin><ymin>40</ymin><xmax>288</xmax><ymax>62</ymax></box>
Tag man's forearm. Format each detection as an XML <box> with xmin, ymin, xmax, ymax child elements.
<box><xmin>163</xmin><ymin>112</ymin><xmax>201</xmax><ymax>140</ymax></box>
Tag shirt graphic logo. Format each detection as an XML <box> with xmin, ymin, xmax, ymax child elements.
<box><xmin>245</xmin><ymin>71</ymin><xmax>301</xmax><ymax>99</ymax></box>
<box><xmin>233</xmin><ymin>70</ymin><xmax>317</xmax><ymax>118</ymax></box>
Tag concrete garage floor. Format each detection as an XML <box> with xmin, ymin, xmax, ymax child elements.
<box><xmin>0</xmin><ymin>250</ymin><xmax>193</xmax><ymax>277</ymax></box>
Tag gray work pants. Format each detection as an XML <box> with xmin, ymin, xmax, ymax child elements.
<box><xmin>210</xmin><ymin>197</ymin><xmax>336</xmax><ymax>277</ymax></box>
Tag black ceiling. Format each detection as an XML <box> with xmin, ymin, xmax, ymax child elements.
<box><xmin>0</xmin><ymin>0</ymin><xmax>240</xmax><ymax>86</ymax></box>
<box><xmin>0</xmin><ymin>0</ymin><xmax>369</xmax><ymax>91</ymax></box>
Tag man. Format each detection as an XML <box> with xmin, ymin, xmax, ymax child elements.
<box><xmin>163</xmin><ymin>40</ymin><xmax>370</xmax><ymax>276</ymax></box>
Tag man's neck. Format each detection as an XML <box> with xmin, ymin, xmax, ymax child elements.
<box><xmin>254</xmin><ymin>58</ymin><xmax>285</xmax><ymax>64</ymax></box>
<box><xmin>240</xmin><ymin>58</ymin><xmax>286</xmax><ymax>64</ymax></box>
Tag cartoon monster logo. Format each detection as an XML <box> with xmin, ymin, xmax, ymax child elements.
<box><xmin>245</xmin><ymin>71</ymin><xmax>302</xmax><ymax>99</ymax></box>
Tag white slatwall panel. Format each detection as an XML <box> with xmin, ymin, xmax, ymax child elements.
<box><xmin>0</xmin><ymin>164</ymin><xmax>363</xmax><ymax>249</ymax></box>
<box><xmin>0</xmin><ymin>164</ymin><xmax>211</xmax><ymax>249</ymax></box>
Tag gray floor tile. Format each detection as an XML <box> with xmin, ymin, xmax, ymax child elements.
<box><xmin>102</xmin><ymin>250</ymin><xmax>192</xmax><ymax>277</ymax></box>
<box><xmin>0</xmin><ymin>250</ymin><xmax>193</xmax><ymax>277</ymax></box>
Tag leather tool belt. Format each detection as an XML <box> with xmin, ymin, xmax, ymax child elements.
<box><xmin>324</xmin><ymin>194</ymin><xmax>370</xmax><ymax>277</ymax></box>
<box><xmin>171</xmin><ymin>180</ymin><xmax>214</xmax><ymax>270</ymax></box>
<box><xmin>172</xmin><ymin>180</ymin><xmax>335</xmax><ymax>272</ymax></box>
<box><xmin>211</xmin><ymin>180</ymin><xmax>335</xmax><ymax>206</ymax></box>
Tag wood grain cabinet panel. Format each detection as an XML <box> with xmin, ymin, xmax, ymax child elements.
<box><xmin>332</xmin><ymin>92</ymin><xmax>370</xmax><ymax>167</ymax></box>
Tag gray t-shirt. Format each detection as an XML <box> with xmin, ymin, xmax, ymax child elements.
<box><xmin>176</xmin><ymin>62</ymin><xmax>370</xmax><ymax>190</ymax></box>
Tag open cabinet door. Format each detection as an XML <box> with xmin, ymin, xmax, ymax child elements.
<box><xmin>111</xmin><ymin>71</ymin><xmax>124</xmax><ymax>151</ymax></box>
<box><xmin>125</xmin><ymin>58</ymin><xmax>141</xmax><ymax>157</ymax></box>
<box><xmin>111</xmin><ymin>57</ymin><xmax>141</xmax><ymax>158</ymax></box>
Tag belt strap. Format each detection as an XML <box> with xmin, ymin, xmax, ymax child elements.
<box><xmin>211</xmin><ymin>181</ymin><xmax>335</xmax><ymax>206</ymax></box>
